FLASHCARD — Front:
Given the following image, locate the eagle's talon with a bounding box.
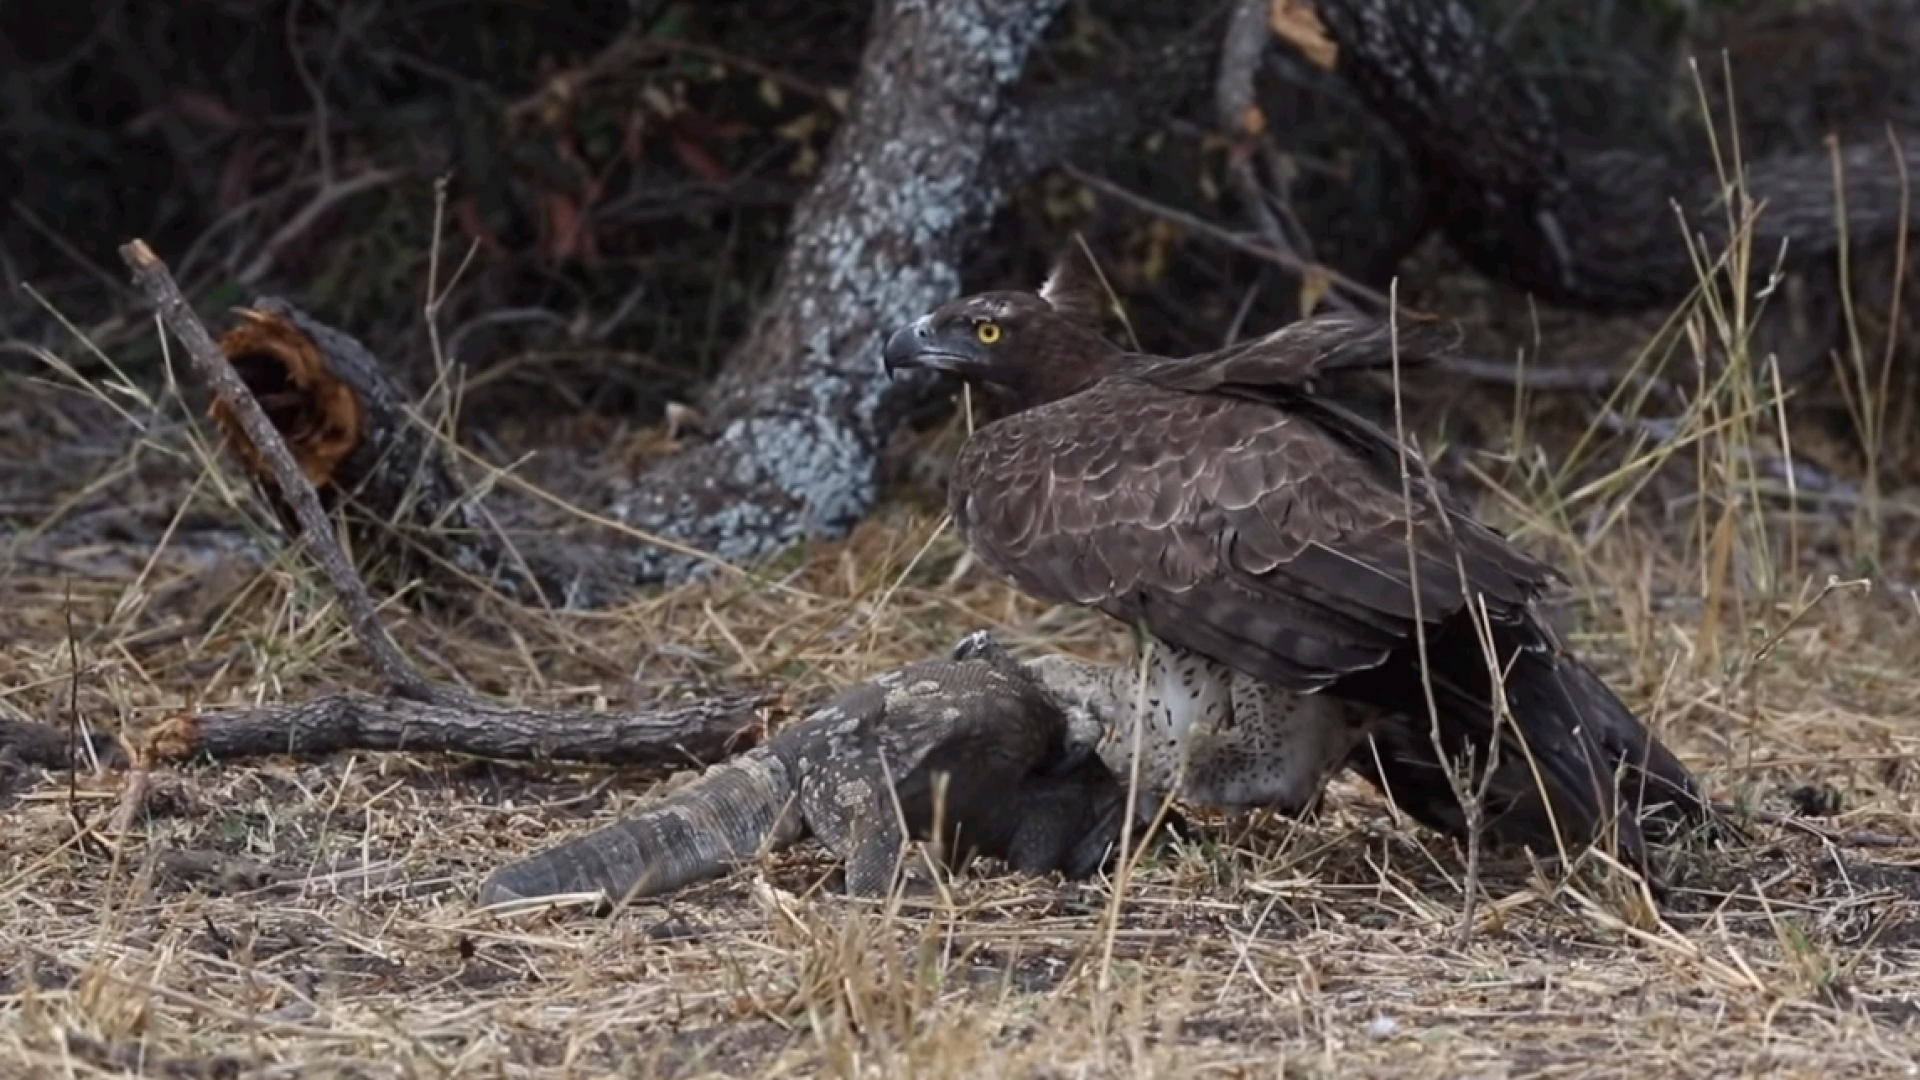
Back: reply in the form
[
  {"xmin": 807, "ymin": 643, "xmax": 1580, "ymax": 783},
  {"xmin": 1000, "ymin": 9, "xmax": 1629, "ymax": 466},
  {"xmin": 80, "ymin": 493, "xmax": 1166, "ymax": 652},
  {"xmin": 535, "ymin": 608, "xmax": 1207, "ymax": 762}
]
[{"xmin": 949, "ymin": 629, "xmax": 1005, "ymax": 663}]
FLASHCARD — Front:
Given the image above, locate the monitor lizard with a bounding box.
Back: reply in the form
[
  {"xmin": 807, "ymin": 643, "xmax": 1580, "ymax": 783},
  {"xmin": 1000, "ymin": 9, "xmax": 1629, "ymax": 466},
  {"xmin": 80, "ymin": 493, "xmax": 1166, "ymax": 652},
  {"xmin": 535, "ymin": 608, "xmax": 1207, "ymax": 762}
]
[{"xmin": 478, "ymin": 633, "xmax": 1161, "ymax": 909}]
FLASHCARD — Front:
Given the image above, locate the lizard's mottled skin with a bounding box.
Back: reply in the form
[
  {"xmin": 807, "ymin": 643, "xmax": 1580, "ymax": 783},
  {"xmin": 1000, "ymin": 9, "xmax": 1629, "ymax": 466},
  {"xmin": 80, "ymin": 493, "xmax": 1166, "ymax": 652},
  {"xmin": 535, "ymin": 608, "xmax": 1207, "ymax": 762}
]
[{"xmin": 478, "ymin": 643, "xmax": 1148, "ymax": 908}]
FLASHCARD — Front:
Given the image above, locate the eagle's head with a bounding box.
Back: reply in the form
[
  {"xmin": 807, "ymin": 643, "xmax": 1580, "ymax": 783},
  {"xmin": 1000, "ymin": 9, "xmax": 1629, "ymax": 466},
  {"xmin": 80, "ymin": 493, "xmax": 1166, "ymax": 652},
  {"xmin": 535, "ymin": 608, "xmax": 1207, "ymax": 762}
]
[{"xmin": 882, "ymin": 289, "xmax": 1124, "ymax": 409}]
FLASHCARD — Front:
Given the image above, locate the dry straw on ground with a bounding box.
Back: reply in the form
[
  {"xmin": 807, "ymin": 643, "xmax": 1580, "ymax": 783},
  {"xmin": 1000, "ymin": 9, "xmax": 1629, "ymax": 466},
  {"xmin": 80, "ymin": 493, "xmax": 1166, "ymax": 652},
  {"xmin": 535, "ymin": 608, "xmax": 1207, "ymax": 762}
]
[{"xmin": 9, "ymin": 160, "xmax": 1920, "ymax": 1080}]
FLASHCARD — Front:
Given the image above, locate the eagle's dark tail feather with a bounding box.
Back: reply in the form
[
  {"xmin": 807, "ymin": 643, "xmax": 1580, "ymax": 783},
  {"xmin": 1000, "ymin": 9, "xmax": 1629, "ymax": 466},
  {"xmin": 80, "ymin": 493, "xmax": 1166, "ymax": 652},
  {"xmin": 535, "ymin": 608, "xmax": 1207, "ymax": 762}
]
[{"xmin": 1348, "ymin": 619, "xmax": 1709, "ymax": 874}]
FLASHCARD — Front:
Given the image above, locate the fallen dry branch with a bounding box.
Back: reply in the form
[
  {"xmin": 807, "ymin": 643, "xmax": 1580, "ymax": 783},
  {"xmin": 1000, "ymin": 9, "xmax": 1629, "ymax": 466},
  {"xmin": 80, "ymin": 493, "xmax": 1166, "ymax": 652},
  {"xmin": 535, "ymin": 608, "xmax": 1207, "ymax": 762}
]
[{"xmin": 144, "ymin": 688, "xmax": 775, "ymax": 767}]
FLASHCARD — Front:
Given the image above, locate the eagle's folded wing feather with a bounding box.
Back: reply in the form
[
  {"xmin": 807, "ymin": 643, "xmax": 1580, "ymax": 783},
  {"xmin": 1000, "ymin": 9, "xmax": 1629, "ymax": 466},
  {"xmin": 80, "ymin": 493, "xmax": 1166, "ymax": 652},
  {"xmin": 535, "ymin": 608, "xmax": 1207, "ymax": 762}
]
[{"xmin": 953, "ymin": 380, "xmax": 1551, "ymax": 691}]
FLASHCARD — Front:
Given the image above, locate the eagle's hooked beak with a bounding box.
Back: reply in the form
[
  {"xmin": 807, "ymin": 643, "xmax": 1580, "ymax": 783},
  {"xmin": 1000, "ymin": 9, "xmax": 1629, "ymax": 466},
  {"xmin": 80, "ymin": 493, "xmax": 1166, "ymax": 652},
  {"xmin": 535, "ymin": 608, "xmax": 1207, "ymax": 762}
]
[{"xmin": 883, "ymin": 315, "xmax": 980, "ymax": 380}]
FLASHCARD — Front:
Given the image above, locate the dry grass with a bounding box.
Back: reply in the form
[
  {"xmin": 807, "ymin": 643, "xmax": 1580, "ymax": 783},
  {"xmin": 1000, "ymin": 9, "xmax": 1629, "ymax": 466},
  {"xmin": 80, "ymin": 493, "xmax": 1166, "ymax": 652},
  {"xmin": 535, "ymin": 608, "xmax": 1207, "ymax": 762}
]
[
  {"xmin": 10, "ymin": 172, "xmax": 1920, "ymax": 1080},
  {"xmin": 6, "ymin": 377, "xmax": 1920, "ymax": 1079}
]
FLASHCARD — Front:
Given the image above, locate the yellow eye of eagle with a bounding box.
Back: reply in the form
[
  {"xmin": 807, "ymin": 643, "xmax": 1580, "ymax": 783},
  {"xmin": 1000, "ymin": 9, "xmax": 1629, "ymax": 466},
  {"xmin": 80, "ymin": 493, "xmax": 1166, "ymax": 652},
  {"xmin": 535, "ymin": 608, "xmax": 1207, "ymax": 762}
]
[{"xmin": 975, "ymin": 320, "xmax": 1002, "ymax": 345}]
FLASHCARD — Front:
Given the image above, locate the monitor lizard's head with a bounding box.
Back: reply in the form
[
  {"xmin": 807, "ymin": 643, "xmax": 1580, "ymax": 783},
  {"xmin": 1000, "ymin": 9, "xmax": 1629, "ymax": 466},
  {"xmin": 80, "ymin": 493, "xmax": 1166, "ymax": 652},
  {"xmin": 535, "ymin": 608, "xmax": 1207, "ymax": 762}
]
[{"xmin": 1017, "ymin": 654, "xmax": 1126, "ymax": 760}]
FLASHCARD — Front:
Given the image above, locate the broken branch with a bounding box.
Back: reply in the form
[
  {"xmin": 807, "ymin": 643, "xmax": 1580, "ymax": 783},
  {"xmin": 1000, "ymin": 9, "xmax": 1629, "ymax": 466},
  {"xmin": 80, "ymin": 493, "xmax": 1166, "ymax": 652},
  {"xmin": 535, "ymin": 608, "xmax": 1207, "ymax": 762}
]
[
  {"xmin": 1060, "ymin": 163, "xmax": 1394, "ymax": 311},
  {"xmin": 1, "ymin": 718, "xmax": 126, "ymax": 771}
]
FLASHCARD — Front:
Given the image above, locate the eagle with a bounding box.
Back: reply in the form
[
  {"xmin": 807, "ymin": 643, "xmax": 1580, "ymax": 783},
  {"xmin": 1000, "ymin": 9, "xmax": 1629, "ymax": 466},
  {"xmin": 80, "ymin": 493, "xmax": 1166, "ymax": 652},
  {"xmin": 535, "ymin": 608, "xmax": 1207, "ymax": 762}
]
[{"xmin": 882, "ymin": 250, "xmax": 1708, "ymax": 870}]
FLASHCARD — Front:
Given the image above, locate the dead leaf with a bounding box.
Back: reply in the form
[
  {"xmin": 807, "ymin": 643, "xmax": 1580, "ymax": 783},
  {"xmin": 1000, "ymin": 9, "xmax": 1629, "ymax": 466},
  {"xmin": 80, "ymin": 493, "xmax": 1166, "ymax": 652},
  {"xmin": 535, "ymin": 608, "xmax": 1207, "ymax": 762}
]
[
  {"xmin": 541, "ymin": 191, "xmax": 602, "ymax": 266},
  {"xmin": 216, "ymin": 142, "xmax": 260, "ymax": 212},
  {"xmin": 454, "ymin": 195, "xmax": 507, "ymax": 258},
  {"xmin": 622, "ymin": 109, "xmax": 649, "ymax": 163},
  {"xmin": 641, "ymin": 85, "xmax": 678, "ymax": 118},
  {"xmin": 1139, "ymin": 219, "xmax": 1179, "ymax": 284},
  {"xmin": 790, "ymin": 143, "xmax": 820, "ymax": 179},
  {"xmin": 775, "ymin": 112, "xmax": 825, "ymax": 143},
  {"xmin": 1298, "ymin": 265, "xmax": 1332, "ymax": 317},
  {"xmin": 174, "ymin": 89, "xmax": 249, "ymax": 130},
  {"xmin": 671, "ymin": 132, "xmax": 731, "ymax": 184},
  {"xmin": 542, "ymin": 193, "xmax": 575, "ymax": 262},
  {"xmin": 1270, "ymin": 0, "xmax": 1337, "ymax": 69},
  {"xmin": 663, "ymin": 401, "xmax": 706, "ymax": 440}
]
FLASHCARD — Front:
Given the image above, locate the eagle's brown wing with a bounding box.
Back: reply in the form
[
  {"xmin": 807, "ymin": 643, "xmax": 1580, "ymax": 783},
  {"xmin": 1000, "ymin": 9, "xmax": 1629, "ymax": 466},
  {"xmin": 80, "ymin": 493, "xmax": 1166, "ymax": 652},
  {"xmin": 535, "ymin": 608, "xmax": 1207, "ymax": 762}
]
[
  {"xmin": 949, "ymin": 378, "xmax": 1552, "ymax": 692},
  {"xmin": 1134, "ymin": 311, "xmax": 1460, "ymax": 392}
]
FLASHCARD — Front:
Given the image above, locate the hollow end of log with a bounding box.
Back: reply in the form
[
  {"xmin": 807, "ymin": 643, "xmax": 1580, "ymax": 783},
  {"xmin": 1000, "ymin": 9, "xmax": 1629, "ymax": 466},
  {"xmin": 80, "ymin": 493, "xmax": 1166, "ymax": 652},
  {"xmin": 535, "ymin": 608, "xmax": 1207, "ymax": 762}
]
[
  {"xmin": 145, "ymin": 715, "xmax": 202, "ymax": 763},
  {"xmin": 211, "ymin": 308, "xmax": 365, "ymax": 499}
]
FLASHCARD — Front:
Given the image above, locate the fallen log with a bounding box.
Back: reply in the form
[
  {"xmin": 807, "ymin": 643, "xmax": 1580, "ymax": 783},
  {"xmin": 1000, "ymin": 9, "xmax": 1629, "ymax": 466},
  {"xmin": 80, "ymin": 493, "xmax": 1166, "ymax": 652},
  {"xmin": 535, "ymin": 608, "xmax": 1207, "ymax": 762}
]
[
  {"xmin": 207, "ymin": 299, "xmax": 606, "ymax": 608},
  {"xmin": 143, "ymin": 688, "xmax": 777, "ymax": 767},
  {"xmin": 203, "ymin": 298, "xmax": 639, "ymax": 609},
  {"xmin": 0, "ymin": 717, "xmax": 125, "ymax": 771}
]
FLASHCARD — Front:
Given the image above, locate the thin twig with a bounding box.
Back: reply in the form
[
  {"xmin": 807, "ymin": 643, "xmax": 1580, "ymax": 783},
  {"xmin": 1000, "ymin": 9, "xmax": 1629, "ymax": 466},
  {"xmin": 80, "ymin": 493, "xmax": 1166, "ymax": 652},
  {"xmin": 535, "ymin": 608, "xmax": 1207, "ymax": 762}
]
[
  {"xmin": 505, "ymin": 33, "xmax": 845, "ymax": 131},
  {"xmin": 62, "ymin": 578, "xmax": 99, "ymax": 854},
  {"xmin": 1389, "ymin": 282, "xmax": 1534, "ymax": 942},
  {"xmin": 285, "ymin": 0, "xmax": 334, "ymax": 184},
  {"xmin": 1221, "ymin": 273, "xmax": 1265, "ymax": 348},
  {"xmin": 118, "ymin": 239, "xmax": 444, "ymax": 703},
  {"xmin": 234, "ymin": 167, "xmax": 408, "ymax": 287},
  {"xmin": 642, "ymin": 38, "xmax": 846, "ymax": 111},
  {"xmin": 1431, "ymin": 355, "xmax": 1649, "ymax": 394},
  {"xmin": 10, "ymin": 198, "xmax": 138, "ymax": 302},
  {"xmin": 1059, "ymin": 164, "xmax": 1395, "ymax": 311},
  {"xmin": 1386, "ymin": 283, "xmax": 1474, "ymax": 941}
]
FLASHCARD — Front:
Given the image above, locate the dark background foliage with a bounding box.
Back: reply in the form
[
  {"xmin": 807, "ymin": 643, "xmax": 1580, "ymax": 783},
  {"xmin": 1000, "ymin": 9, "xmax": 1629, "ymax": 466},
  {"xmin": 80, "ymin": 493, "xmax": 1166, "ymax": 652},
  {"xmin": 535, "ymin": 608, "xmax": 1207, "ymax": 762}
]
[{"xmin": 4, "ymin": 0, "xmax": 1911, "ymax": 427}]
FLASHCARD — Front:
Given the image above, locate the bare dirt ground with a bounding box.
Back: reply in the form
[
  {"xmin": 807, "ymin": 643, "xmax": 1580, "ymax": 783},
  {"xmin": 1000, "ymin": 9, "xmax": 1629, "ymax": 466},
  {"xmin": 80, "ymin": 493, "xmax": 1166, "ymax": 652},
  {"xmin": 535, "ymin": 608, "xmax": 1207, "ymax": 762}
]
[{"xmin": 9, "ymin": 275, "xmax": 1920, "ymax": 1080}]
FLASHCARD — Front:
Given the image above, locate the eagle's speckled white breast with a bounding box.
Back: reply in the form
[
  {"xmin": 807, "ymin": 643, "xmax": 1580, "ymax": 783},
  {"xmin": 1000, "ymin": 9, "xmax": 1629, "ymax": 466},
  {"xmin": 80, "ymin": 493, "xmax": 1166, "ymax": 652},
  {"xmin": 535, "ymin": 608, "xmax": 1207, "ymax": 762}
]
[{"xmin": 1025, "ymin": 645, "xmax": 1374, "ymax": 813}]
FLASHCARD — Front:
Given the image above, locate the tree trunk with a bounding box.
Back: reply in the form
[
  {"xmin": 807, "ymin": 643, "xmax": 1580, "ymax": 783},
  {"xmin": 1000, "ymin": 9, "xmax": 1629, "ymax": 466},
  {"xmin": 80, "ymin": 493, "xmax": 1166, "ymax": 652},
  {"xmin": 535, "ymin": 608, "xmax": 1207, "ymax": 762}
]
[
  {"xmin": 603, "ymin": 0, "xmax": 1072, "ymax": 584},
  {"xmin": 1305, "ymin": 0, "xmax": 1920, "ymax": 322}
]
